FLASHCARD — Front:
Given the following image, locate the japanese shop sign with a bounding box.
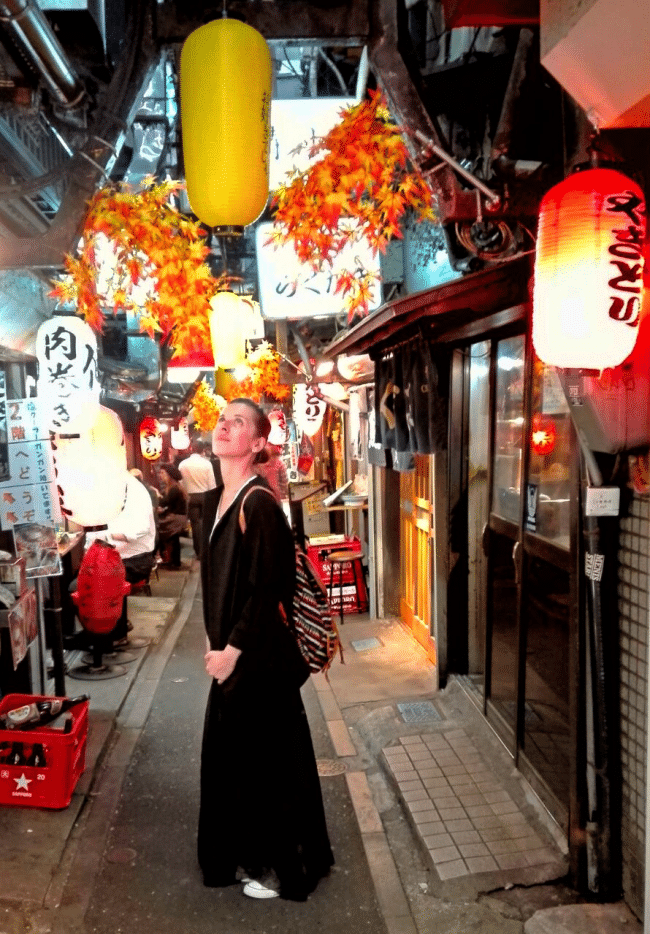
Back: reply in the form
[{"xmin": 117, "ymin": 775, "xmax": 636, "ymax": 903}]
[
  {"xmin": 255, "ymin": 221, "xmax": 381, "ymax": 320},
  {"xmin": 0, "ymin": 373, "xmax": 61, "ymax": 534}
]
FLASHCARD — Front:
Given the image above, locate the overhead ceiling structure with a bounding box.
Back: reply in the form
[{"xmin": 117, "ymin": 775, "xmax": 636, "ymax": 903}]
[{"xmin": 0, "ymin": 0, "xmax": 627, "ymax": 413}]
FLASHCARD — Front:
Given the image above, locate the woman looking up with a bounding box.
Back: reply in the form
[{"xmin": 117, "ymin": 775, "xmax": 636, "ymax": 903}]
[{"xmin": 198, "ymin": 398, "xmax": 334, "ymax": 901}]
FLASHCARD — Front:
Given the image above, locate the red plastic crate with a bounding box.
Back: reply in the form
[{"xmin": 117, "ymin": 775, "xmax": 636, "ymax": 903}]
[
  {"xmin": 307, "ymin": 537, "xmax": 361, "ymax": 587},
  {"xmin": 0, "ymin": 694, "xmax": 88, "ymax": 809}
]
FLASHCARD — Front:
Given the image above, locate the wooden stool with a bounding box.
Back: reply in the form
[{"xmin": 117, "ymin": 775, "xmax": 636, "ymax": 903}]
[{"xmin": 327, "ymin": 550, "xmax": 368, "ymax": 626}]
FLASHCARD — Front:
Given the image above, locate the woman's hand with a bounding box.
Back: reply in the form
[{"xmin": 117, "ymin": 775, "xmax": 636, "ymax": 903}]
[{"xmin": 205, "ymin": 644, "xmax": 242, "ymax": 683}]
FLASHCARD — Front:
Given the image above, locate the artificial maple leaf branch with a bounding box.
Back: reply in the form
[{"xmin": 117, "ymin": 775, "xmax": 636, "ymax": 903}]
[
  {"xmin": 270, "ymin": 89, "xmax": 436, "ymax": 321},
  {"xmin": 49, "ymin": 177, "xmax": 229, "ymax": 359}
]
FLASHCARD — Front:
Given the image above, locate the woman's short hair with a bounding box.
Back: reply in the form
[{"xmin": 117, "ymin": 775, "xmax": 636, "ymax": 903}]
[{"xmin": 230, "ymin": 398, "xmax": 271, "ymax": 442}]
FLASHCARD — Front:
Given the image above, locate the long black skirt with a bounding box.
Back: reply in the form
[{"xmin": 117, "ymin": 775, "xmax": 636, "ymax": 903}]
[{"xmin": 197, "ymin": 677, "xmax": 334, "ymax": 901}]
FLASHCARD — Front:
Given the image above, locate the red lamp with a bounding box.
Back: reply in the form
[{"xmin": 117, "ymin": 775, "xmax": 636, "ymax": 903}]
[
  {"xmin": 140, "ymin": 416, "xmax": 163, "ymax": 461},
  {"xmin": 531, "ymin": 414, "xmax": 556, "ymax": 456},
  {"xmin": 533, "ymin": 167, "xmax": 646, "ymax": 370}
]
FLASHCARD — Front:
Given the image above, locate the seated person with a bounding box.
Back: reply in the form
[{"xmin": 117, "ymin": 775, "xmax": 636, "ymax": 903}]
[{"xmin": 157, "ymin": 463, "xmax": 188, "ymax": 569}]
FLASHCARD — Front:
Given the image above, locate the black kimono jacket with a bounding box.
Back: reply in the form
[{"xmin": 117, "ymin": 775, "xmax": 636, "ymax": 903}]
[
  {"xmin": 197, "ymin": 477, "xmax": 333, "ymax": 898},
  {"xmin": 200, "ymin": 477, "xmax": 308, "ymax": 692}
]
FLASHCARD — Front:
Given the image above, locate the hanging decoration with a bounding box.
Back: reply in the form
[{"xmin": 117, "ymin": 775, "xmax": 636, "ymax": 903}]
[
  {"xmin": 171, "ymin": 417, "xmax": 190, "ymax": 451},
  {"xmin": 268, "ymin": 408, "xmax": 288, "ymax": 446},
  {"xmin": 140, "ymin": 416, "xmax": 163, "ymax": 461},
  {"xmin": 190, "ymin": 381, "xmax": 228, "ymax": 433},
  {"xmin": 180, "ymin": 18, "xmax": 271, "ymax": 232},
  {"xmin": 209, "ymin": 292, "xmax": 254, "ymax": 369},
  {"xmin": 533, "ymin": 166, "xmax": 647, "ymax": 370},
  {"xmin": 235, "ymin": 341, "xmax": 291, "ymax": 404},
  {"xmin": 51, "ymin": 406, "xmax": 128, "ymax": 528},
  {"xmin": 36, "ymin": 316, "xmax": 100, "ymax": 434},
  {"xmin": 294, "ymin": 382, "xmax": 326, "ymax": 437},
  {"xmin": 269, "ymin": 89, "xmax": 435, "ymax": 320},
  {"xmin": 531, "ymin": 414, "xmax": 557, "ymax": 456},
  {"xmin": 48, "ymin": 178, "xmax": 231, "ymax": 359}
]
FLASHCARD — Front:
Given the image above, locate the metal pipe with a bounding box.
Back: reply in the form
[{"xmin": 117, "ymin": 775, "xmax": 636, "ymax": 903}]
[
  {"xmin": 414, "ymin": 129, "xmax": 500, "ymax": 206},
  {"xmin": 0, "ymin": 0, "xmax": 84, "ymax": 107}
]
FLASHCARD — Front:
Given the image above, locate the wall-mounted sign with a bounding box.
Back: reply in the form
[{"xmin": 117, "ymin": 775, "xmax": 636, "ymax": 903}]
[{"xmin": 256, "ymin": 221, "xmax": 381, "ymax": 320}]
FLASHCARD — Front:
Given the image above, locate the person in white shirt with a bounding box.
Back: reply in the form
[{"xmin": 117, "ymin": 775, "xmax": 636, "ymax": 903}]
[
  {"xmin": 85, "ymin": 471, "xmax": 157, "ymax": 645},
  {"xmin": 179, "ymin": 440, "xmax": 217, "ymax": 557}
]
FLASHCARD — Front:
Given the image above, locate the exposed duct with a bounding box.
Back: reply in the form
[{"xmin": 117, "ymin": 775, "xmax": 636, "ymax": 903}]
[{"xmin": 0, "ymin": 0, "xmax": 84, "ymax": 107}]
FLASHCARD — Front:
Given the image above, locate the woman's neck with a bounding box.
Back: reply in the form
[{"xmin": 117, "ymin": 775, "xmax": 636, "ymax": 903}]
[{"xmin": 219, "ymin": 458, "xmax": 257, "ymax": 495}]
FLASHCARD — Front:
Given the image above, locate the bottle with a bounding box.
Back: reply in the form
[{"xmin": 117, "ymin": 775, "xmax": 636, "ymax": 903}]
[
  {"xmin": 26, "ymin": 743, "xmax": 47, "ymax": 767},
  {"xmin": 8, "ymin": 741, "xmax": 26, "ymax": 765},
  {"xmin": 0, "ymin": 695, "xmax": 88, "ymax": 731}
]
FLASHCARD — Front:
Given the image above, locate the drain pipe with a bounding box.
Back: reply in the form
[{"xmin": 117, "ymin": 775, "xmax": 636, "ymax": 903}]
[{"xmin": 0, "ymin": 0, "xmax": 84, "ymax": 107}]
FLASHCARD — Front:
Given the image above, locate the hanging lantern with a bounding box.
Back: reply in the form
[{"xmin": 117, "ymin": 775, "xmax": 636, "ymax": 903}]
[
  {"xmin": 533, "ymin": 167, "xmax": 646, "ymax": 370},
  {"xmin": 294, "ymin": 383, "xmax": 326, "ymax": 437},
  {"xmin": 52, "ymin": 406, "xmax": 128, "ymax": 528},
  {"xmin": 209, "ymin": 292, "xmax": 251, "ymax": 368},
  {"xmin": 180, "ymin": 18, "xmax": 272, "ymax": 233},
  {"xmin": 36, "ymin": 316, "xmax": 100, "ymax": 433},
  {"xmin": 531, "ymin": 414, "xmax": 557, "ymax": 456},
  {"xmin": 268, "ymin": 409, "xmax": 288, "ymax": 446},
  {"xmin": 140, "ymin": 416, "xmax": 163, "ymax": 461},
  {"xmin": 171, "ymin": 417, "xmax": 190, "ymax": 451}
]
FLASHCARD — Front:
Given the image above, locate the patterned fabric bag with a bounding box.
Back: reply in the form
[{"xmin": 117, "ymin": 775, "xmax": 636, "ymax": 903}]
[{"xmin": 239, "ymin": 486, "xmax": 344, "ymax": 674}]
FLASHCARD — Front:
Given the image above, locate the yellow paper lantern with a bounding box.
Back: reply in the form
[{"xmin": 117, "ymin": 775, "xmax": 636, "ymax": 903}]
[
  {"xmin": 209, "ymin": 292, "xmax": 252, "ymax": 368},
  {"xmin": 180, "ymin": 18, "xmax": 272, "ymax": 232},
  {"xmin": 533, "ymin": 167, "xmax": 646, "ymax": 370}
]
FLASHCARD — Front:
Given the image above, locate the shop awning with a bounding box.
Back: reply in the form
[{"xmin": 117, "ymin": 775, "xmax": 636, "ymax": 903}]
[{"xmin": 325, "ymin": 252, "xmax": 533, "ymax": 358}]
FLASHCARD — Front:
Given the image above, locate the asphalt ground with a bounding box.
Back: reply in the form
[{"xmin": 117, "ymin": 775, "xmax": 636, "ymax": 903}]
[{"xmin": 63, "ymin": 587, "xmax": 387, "ymax": 934}]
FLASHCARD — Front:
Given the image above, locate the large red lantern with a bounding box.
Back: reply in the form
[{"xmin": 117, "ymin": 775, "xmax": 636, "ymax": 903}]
[
  {"xmin": 533, "ymin": 167, "xmax": 646, "ymax": 370},
  {"xmin": 140, "ymin": 416, "xmax": 163, "ymax": 461}
]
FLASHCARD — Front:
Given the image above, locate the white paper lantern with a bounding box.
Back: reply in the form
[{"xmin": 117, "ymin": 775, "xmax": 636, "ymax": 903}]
[
  {"xmin": 171, "ymin": 417, "xmax": 190, "ymax": 450},
  {"xmin": 52, "ymin": 406, "xmax": 128, "ymax": 528},
  {"xmin": 293, "ymin": 383, "xmax": 326, "ymax": 437},
  {"xmin": 36, "ymin": 316, "xmax": 101, "ymax": 433}
]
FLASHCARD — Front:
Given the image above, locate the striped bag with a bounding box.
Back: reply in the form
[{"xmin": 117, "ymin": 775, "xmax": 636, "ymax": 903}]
[{"xmin": 239, "ymin": 486, "xmax": 344, "ymax": 674}]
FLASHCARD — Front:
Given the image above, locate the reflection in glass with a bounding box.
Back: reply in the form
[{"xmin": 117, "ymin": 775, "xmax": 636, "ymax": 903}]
[
  {"xmin": 467, "ymin": 342, "xmax": 490, "ymax": 681},
  {"xmin": 527, "ymin": 362, "xmax": 571, "ymax": 550},
  {"xmin": 492, "ymin": 337, "xmax": 525, "ymax": 524}
]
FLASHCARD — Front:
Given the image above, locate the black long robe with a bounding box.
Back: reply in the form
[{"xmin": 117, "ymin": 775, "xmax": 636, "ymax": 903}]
[{"xmin": 198, "ymin": 477, "xmax": 334, "ymax": 900}]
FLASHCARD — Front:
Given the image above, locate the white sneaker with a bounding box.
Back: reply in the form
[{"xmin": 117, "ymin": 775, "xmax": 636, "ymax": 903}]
[{"xmin": 242, "ymin": 880, "xmax": 279, "ymax": 899}]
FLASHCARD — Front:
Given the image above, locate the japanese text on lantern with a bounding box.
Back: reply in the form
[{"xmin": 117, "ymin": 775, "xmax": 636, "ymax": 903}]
[
  {"xmin": 38, "ymin": 321, "xmax": 98, "ymax": 431},
  {"xmin": 607, "ymin": 190, "xmax": 645, "ymax": 328}
]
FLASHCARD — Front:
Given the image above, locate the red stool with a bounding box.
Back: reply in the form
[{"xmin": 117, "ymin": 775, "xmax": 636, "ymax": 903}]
[{"xmin": 327, "ymin": 550, "xmax": 368, "ymax": 626}]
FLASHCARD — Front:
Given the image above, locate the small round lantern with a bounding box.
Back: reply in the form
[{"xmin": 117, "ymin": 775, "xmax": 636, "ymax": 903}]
[
  {"xmin": 531, "ymin": 414, "xmax": 557, "ymax": 456},
  {"xmin": 180, "ymin": 18, "xmax": 272, "ymax": 232},
  {"xmin": 36, "ymin": 316, "xmax": 100, "ymax": 433},
  {"xmin": 171, "ymin": 417, "xmax": 190, "ymax": 451},
  {"xmin": 533, "ymin": 167, "xmax": 646, "ymax": 370},
  {"xmin": 140, "ymin": 416, "xmax": 163, "ymax": 461}
]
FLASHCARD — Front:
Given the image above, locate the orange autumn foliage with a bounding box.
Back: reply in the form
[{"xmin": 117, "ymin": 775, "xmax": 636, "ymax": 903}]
[
  {"xmin": 190, "ymin": 343, "xmax": 290, "ymax": 432},
  {"xmin": 49, "ymin": 176, "xmax": 225, "ymax": 358},
  {"xmin": 269, "ymin": 90, "xmax": 435, "ymax": 321}
]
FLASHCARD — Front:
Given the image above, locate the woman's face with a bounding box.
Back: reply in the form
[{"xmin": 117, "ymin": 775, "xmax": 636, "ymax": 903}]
[{"xmin": 212, "ymin": 402, "xmax": 265, "ymax": 461}]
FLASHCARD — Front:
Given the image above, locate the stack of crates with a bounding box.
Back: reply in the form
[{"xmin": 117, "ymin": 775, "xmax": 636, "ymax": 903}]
[{"xmin": 306, "ymin": 534, "xmax": 367, "ymax": 615}]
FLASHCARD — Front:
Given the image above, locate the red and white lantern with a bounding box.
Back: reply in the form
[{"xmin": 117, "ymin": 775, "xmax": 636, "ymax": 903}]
[
  {"xmin": 140, "ymin": 416, "xmax": 163, "ymax": 461},
  {"xmin": 533, "ymin": 167, "xmax": 646, "ymax": 370},
  {"xmin": 293, "ymin": 383, "xmax": 326, "ymax": 438}
]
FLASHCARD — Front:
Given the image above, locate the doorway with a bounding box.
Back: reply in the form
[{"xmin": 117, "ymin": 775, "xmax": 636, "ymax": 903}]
[{"xmin": 459, "ymin": 333, "xmax": 577, "ymax": 830}]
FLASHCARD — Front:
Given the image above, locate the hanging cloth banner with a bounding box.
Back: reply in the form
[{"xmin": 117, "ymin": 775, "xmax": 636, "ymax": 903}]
[{"xmin": 373, "ymin": 341, "xmax": 449, "ymax": 470}]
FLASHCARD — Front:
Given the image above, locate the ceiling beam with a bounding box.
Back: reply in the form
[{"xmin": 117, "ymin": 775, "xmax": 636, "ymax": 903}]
[{"xmin": 157, "ymin": 1, "xmax": 370, "ymax": 44}]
